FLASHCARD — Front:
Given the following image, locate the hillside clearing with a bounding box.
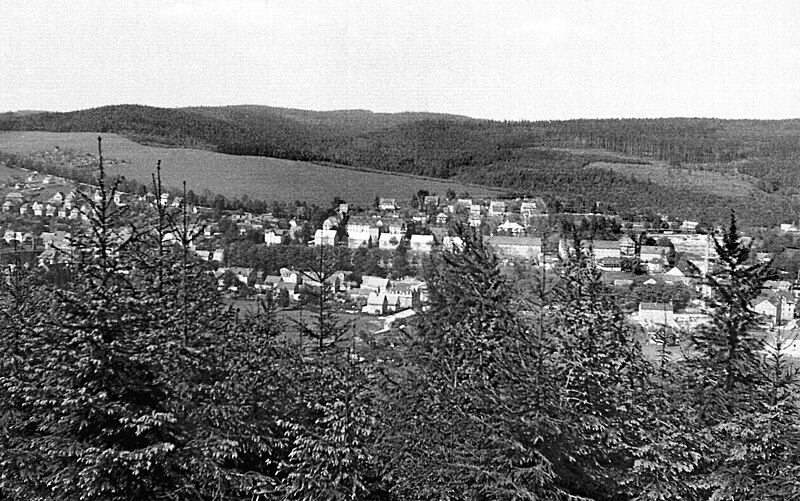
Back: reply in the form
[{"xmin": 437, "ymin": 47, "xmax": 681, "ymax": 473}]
[
  {"xmin": 589, "ymin": 160, "xmax": 760, "ymax": 198},
  {"xmin": 0, "ymin": 132, "xmax": 503, "ymax": 206}
]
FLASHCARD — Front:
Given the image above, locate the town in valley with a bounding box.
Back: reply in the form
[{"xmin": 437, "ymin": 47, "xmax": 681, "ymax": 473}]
[{"xmin": 2, "ymin": 145, "xmax": 798, "ymax": 357}]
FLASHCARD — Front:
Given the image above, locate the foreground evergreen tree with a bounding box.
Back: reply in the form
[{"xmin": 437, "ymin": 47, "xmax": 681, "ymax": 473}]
[
  {"xmin": 376, "ymin": 228, "xmax": 658, "ymax": 500},
  {"xmin": 279, "ymin": 349, "xmax": 377, "ymax": 501},
  {"xmin": 547, "ymin": 251, "xmax": 654, "ymax": 499},
  {"xmin": 0, "ymin": 139, "xmax": 287, "ymax": 499},
  {"xmin": 295, "ymin": 245, "xmax": 352, "ymax": 351},
  {"xmin": 0, "ymin": 141, "xmax": 185, "ymax": 499},
  {"xmin": 691, "ymin": 211, "xmax": 772, "ymax": 394},
  {"xmin": 633, "ymin": 211, "xmax": 800, "ymax": 500},
  {"xmin": 687, "ymin": 213, "xmax": 800, "ymax": 499}
]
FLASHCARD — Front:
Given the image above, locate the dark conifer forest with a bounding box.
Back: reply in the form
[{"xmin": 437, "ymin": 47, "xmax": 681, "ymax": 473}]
[
  {"xmin": 2, "ymin": 139, "xmax": 800, "ymax": 499},
  {"xmin": 4, "ymin": 105, "xmax": 800, "ymax": 226}
]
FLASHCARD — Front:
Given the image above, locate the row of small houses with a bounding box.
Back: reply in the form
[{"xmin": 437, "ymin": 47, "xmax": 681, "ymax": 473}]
[
  {"xmin": 3, "ymin": 189, "xmax": 194, "ymax": 218},
  {"xmin": 214, "ymin": 266, "xmax": 427, "ymax": 316},
  {"xmin": 374, "ymin": 196, "xmax": 546, "ymax": 217}
]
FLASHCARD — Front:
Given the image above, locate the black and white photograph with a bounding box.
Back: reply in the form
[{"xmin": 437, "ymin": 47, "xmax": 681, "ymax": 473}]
[{"xmin": 2, "ymin": 1, "xmax": 800, "ymax": 499}]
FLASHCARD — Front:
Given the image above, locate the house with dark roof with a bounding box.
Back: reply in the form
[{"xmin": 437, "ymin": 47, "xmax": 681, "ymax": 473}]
[
  {"xmin": 484, "ymin": 236, "xmax": 542, "ymax": 262},
  {"xmin": 754, "ymin": 291, "xmax": 796, "ymax": 325}
]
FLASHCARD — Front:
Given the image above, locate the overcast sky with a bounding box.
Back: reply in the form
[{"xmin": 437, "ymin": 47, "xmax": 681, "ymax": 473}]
[{"xmin": 2, "ymin": 0, "xmax": 798, "ymax": 120}]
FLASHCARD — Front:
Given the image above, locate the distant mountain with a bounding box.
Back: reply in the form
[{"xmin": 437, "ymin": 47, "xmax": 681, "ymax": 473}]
[
  {"xmin": 0, "ymin": 105, "xmax": 245, "ymax": 149},
  {"xmin": 182, "ymin": 104, "xmax": 474, "ymax": 135},
  {"xmin": 3, "ymin": 104, "xmax": 800, "ymax": 226},
  {"xmin": 0, "ymin": 110, "xmax": 47, "ymax": 117}
]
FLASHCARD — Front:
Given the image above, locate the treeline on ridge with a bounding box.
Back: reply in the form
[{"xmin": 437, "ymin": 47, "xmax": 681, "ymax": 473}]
[{"xmin": 5, "ymin": 106, "xmax": 800, "ymax": 225}]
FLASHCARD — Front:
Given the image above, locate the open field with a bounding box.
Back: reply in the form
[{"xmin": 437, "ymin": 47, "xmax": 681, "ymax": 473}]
[
  {"xmin": 0, "ymin": 132, "xmax": 503, "ymax": 206},
  {"xmin": 589, "ymin": 160, "xmax": 760, "ymax": 198}
]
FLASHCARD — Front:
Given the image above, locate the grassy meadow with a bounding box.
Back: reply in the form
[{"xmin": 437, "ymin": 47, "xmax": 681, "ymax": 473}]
[{"xmin": 0, "ymin": 132, "xmax": 503, "ymax": 206}]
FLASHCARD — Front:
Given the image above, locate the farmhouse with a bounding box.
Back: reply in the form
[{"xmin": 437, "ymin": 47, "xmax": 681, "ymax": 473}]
[
  {"xmin": 362, "ymin": 292, "xmax": 390, "ymax": 315},
  {"xmin": 484, "ymin": 236, "xmax": 542, "ymax": 262},
  {"xmin": 313, "ymin": 229, "xmax": 337, "ymax": 246},
  {"xmin": 5, "ymin": 192, "xmax": 24, "ymax": 204},
  {"xmin": 640, "ymin": 245, "xmax": 670, "ymax": 272},
  {"xmin": 488, "ymin": 200, "xmax": 507, "ymax": 216},
  {"xmin": 754, "ymin": 291, "xmax": 796, "ymax": 325},
  {"xmin": 379, "ymin": 198, "xmax": 397, "ymax": 211},
  {"xmin": 423, "ymin": 195, "xmax": 440, "ymax": 207},
  {"xmin": 409, "ymin": 234, "xmax": 435, "ymax": 253},
  {"xmin": 619, "ymin": 235, "xmax": 636, "ymax": 257},
  {"xmin": 263, "ymin": 228, "xmax": 285, "ymax": 246},
  {"xmin": 638, "ymin": 302, "xmax": 676, "ymax": 326},
  {"xmin": 497, "ymin": 220, "xmax": 525, "ymax": 236},
  {"xmin": 385, "ymin": 220, "xmax": 406, "ymax": 235},
  {"xmin": 346, "ymin": 216, "xmax": 381, "ymax": 248},
  {"xmin": 519, "ymin": 198, "xmax": 546, "ymax": 216},
  {"xmin": 379, "ymin": 232, "xmax": 401, "ymax": 250},
  {"xmin": 681, "ymin": 221, "xmax": 699, "ymax": 232},
  {"xmin": 362, "ymin": 275, "xmax": 390, "ymax": 293},
  {"xmin": 591, "ymin": 240, "xmax": 621, "ymax": 260}
]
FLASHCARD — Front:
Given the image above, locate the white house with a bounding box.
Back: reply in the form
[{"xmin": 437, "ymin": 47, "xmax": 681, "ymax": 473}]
[
  {"xmin": 263, "ymin": 228, "xmax": 284, "ymax": 246},
  {"xmin": 362, "ymin": 275, "xmax": 390, "ymax": 293},
  {"xmin": 362, "ymin": 292, "xmax": 389, "ymax": 315},
  {"xmin": 379, "ymin": 232, "xmax": 401, "ymax": 250},
  {"xmin": 754, "ymin": 291, "xmax": 796, "ymax": 325},
  {"xmin": 488, "ymin": 200, "xmax": 507, "ymax": 216},
  {"xmin": 379, "ymin": 198, "xmax": 397, "ymax": 211},
  {"xmin": 409, "ymin": 234, "xmax": 435, "ymax": 253},
  {"xmin": 497, "ymin": 220, "xmax": 525, "ymax": 236},
  {"xmin": 638, "ymin": 302, "xmax": 676, "ymax": 326},
  {"xmin": 313, "ymin": 229, "xmax": 337, "ymax": 246}
]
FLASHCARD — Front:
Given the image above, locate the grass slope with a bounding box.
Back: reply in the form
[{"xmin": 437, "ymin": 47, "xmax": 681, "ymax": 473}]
[
  {"xmin": 589, "ymin": 160, "xmax": 759, "ymax": 199},
  {"xmin": 0, "ymin": 132, "xmax": 502, "ymax": 206}
]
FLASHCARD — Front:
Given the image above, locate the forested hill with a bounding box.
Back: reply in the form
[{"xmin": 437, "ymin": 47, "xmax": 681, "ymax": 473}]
[{"xmin": 3, "ymin": 105, "xmax": 800, "ymax": 226}]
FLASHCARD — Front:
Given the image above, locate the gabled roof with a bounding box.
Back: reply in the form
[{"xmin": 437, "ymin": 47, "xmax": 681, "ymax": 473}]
[
  {"xmin": 362, "ymin": 275, "xmax": 390, "ymax": 290},
  {"xmin": 639, "ymin": 302, "xmax": 673, "ymax": 312},
  {"xmin": 485, "ymin": 236, "xmax": 542, "ymax": 247},
  {"xmin": 366, "ymin": 292, "xmax": 388, "ymax": 306},
  {"xmin": 410, "ymin": 234, "xmax": 434, "ymax": 243},
  {"xmin": 640, "ymin": 245, "xmax": 669, "ymax": 254},
  {"xmin": 498, "ymin": 221, "xmax": 525, "ymax": 231},
  {"xmin": 592, "ymin": 240, "xmax": 620, "ymax": 249},
  {"xmin": 664, "ymin": 266, "xmax": 686, "ymax": 277}
]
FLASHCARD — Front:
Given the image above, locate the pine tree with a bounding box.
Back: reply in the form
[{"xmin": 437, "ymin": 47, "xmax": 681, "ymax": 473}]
[
  {"xmin": 278, "ymin": 350, "xmax": 376, "ymax": 501},
  {"xmin": 0, "ymin": 138, "xmax": 289, "ymax": 499},
  {"xmin": 376, "ymin": 225, "xmax": 565, "ymax": 500},
  {"xmin": 547, "ymin": 248, "xmax": 654, "ymax": 499},
  {"xmin": 0, "ymin": 138, "xmax": 185, "ymax": 499},
  {"xmin": 295, "ymin": 245, "xmax": 352, "ymax": 351},
  {"xmin": 691, "ymin": 210, "xmax": 772, "ymax": 395}
]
